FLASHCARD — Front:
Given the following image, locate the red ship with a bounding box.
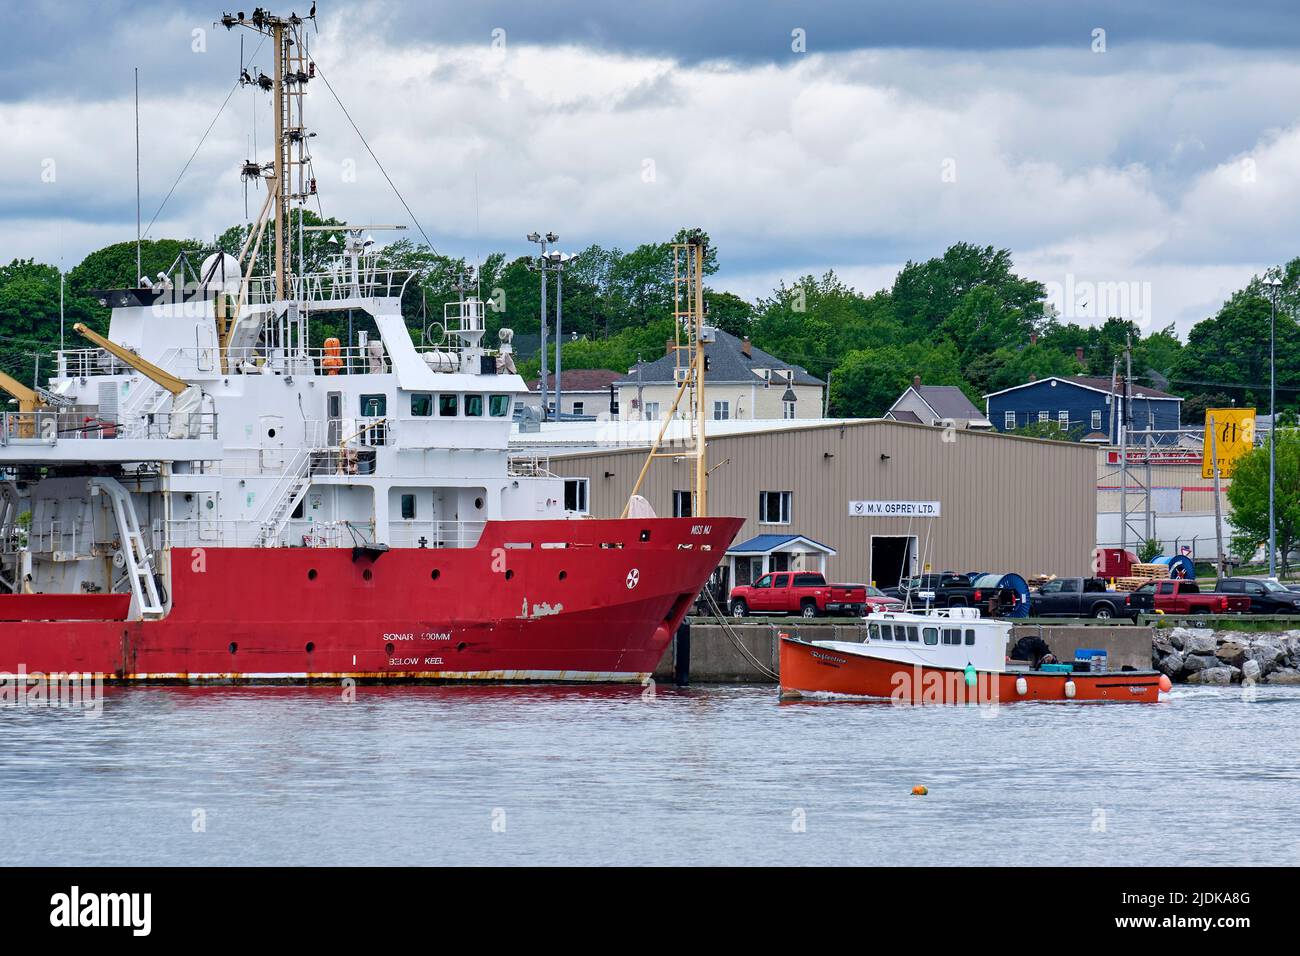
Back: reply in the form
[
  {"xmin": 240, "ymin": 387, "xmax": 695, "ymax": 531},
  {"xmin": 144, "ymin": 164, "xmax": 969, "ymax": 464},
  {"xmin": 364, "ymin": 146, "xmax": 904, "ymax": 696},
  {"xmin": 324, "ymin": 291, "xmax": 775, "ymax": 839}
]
[{"xmin": 0, "ymin": 7, "xmax": 738, "ymax": 683}]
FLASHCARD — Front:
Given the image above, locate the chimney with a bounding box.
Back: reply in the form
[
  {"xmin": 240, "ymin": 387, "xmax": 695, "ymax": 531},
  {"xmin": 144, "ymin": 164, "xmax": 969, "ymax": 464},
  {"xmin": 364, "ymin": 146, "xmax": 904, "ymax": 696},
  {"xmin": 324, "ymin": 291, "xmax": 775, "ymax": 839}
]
[
  {"xmin": 1030, "ymin": 332, "xmax": 1039, "ymax": 345},
  {"xmin": 665, "ymin": 337, "xmax": 674, "ymax": 356},
  {"xmin": 1075, "ymin": 346, "xmax": 1085, "ymax": 364},
  {"xmin": 742, "ymin": 336, "xmax": 752, "ymax": 357},
  {"xmin": 912, "ymin": 375, "xmax": 921, "ymax": 389}
]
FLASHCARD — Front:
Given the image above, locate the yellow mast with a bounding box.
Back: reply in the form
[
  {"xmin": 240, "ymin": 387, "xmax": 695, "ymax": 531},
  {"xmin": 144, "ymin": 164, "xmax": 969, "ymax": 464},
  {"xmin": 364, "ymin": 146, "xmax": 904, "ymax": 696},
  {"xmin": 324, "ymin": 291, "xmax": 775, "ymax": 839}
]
[{"xmin": 623, "ymin": 233, "xmax": 709, "ymax": 518}]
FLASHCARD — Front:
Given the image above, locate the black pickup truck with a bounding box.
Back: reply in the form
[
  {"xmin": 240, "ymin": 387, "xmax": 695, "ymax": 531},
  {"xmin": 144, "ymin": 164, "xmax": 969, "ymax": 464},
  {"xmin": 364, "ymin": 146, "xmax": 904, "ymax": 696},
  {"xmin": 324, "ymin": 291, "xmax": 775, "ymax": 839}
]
[
  {"xmin": 882, "ymin": 573, "xmax": 1015, "ymax": 616},
  {"xmin": 1214, "ymin": 577, "xmax": 1300, "ymax": 614},
  {"xmin": 1028, "ymin": 577, "xmax": 1136, "ymax": 620}
]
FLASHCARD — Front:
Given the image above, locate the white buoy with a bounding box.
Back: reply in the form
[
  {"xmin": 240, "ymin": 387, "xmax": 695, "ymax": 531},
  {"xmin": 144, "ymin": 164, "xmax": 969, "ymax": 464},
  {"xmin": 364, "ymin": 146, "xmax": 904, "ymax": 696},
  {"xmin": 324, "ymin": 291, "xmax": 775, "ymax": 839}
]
[
  {"xmin": 1015, "ymin": 677, "xmax": 1027, "ymax": 696},
  {"xmin": 1064, "ymin": 679, "xmax": 1076, "ymax": 699}
]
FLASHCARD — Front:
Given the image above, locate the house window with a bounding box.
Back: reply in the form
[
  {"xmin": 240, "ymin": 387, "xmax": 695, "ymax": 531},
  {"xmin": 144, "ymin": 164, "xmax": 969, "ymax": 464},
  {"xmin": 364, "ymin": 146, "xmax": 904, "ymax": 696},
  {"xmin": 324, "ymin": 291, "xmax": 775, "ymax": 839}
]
[
  {"xmin": 1037, "ymin": 410, "xmax": 1049, "ymax": 423},
  {"xmin": 1091, "ymin": 409, "xmax": 1102, "ymax": 430},
  {"xmin": 488, "ymin": 395, "xmax": 511, "ymax": 417},
  {"xmin": 439, "ymin": 394, "xmax": 459, "ymax": 417},
  {"xmin": 410, "ymin": 393, "xmax": 433, "ymax": 417},
  {"xmin": 1058, "ymin": 410, "xmax": 1069, "ymax": 428},
  {"xmin": 360, "ymin": 394, "xmax": 386, "ymax": 417},
  {"xmin": 644, "ymin": 402, "xmax": 660, "ymax": 420},
  {"xmin": 400, "ymin": 494, "xmax": 416, "ymax": 520},
  {"xmin": 672, "ymin": 490, "xmax": 692, "ymax": 518},
  {"xmin": 465, "ymin": 394, "xmax": 484, "ymax": 417},
  {"xmin": 784, "ymin": 401, "xmax": 796, "ymax": 419},
  {"xmin": 713, "ymin": 400, "xmax": 730, "ymax": 420},
  {"xmin": 759, "ymin": 490, "xmax": 792, "ymax": 524},
  {"xmin": 563, "ymin": 479, "xmax": 589, "ymax": 514},
  {"xmin": 1004, "ymin": 411, "xmax": 1016, "ymax": 430},
  {"xmin": 572, "ymin": 401, "xmax": 584, "ymax": 416}
]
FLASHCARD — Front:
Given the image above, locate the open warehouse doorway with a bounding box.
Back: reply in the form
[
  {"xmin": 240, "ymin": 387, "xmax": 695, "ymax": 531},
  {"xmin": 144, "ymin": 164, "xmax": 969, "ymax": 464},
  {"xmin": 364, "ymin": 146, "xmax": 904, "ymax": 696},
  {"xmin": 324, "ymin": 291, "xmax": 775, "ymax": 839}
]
[{"xmin": 870, "ymin": 535, "xmax": 917, "ymax": 589}]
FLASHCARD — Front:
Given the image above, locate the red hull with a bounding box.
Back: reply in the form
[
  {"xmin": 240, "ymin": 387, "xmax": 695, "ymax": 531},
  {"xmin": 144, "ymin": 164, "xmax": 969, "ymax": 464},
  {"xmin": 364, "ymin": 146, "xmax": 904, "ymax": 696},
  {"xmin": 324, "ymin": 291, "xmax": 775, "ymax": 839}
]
[
  {"xmin": 0, "ymin": 517, "xmax": 742, "ymax": 683},
  {"xmin": 779, "ymin": 638, "xmax": 1163, "ymax": 703}
]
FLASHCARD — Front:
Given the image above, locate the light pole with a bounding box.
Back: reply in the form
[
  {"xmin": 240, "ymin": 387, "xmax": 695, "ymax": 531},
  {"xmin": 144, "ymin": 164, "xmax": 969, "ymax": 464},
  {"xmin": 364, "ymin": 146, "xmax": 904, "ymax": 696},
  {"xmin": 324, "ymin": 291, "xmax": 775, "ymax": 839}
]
[
  {"xmin": 545, "ymin": 250, "xmax": 571, "ymax": 419},
  {"xmin": 526, "ymin": 232, "xmax": 557, "ymax": 419},
  {"xmin": 1266, "ymin": 276, "xmax": 1281, "ymax": 577}
]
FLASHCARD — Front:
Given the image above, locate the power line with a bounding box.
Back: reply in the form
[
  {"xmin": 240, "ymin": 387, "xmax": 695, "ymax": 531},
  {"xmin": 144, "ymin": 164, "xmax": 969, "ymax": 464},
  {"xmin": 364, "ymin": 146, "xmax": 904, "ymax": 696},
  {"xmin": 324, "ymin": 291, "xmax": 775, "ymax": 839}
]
[{"xmin": 311, "ymin": 61, "xmax": 438, "ymax": 256}]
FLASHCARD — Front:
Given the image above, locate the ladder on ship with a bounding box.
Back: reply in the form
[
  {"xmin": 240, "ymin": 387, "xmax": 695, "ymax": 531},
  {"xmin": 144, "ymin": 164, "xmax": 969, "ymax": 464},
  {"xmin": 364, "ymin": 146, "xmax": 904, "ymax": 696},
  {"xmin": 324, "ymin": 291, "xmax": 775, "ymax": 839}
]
[
  {"xmin": 89, "ymin": 477, "xmax": 164, "ymax": 619},
  {"xmin": 255, "ymin": 446, "xmax": 316, "ymax": 547}
]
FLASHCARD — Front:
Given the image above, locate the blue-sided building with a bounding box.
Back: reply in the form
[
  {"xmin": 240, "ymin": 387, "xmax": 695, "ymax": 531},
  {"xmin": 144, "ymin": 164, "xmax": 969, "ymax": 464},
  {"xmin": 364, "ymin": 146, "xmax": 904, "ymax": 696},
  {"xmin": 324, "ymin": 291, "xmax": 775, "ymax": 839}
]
[{"xmin": 984, "ymin": 375, "xmax": 1183, "ymax": 444}]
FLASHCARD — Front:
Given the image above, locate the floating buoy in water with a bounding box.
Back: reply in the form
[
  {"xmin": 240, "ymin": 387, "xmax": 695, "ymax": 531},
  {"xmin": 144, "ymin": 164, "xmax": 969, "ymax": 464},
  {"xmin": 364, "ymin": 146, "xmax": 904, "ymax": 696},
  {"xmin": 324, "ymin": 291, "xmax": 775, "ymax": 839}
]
[
  {"xmin": 964, "ymin": 664, "xmax": 977, "ymax": 688},
  {"xmin": 911, "ymin": 785, "xmax": 928, "ymax": 796},
  {"xmin": 1015, "ymin": 677, "xmax": 1028, "ymax": 696},
  {"xmin": 1064, "ymin": 679, "xmax": 1077, "ymax": 699},
  {"xmin": 1158, "ymin": 674, "xmax": 1172, "ymax": 693}
]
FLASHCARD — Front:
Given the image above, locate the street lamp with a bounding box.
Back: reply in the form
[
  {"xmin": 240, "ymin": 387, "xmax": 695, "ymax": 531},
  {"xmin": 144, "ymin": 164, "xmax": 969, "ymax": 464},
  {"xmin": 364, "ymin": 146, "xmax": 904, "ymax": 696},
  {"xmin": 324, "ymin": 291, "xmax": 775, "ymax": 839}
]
[
  {"xmin": 525, "ymin": 232, "xmax": 557, "ymax": 419},
  {"xmin": 1265, "ymin": 276, "xmax": 1282, "ymax": 577},
  {"xmin": 545, "ymin": 250, "xmax": 572, "ymax": 419}
]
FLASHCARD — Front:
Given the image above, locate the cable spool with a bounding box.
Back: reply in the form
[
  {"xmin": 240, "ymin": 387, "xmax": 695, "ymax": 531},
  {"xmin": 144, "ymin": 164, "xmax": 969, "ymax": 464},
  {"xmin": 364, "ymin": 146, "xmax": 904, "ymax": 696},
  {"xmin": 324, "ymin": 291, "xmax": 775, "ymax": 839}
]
[{"xmin": 112, "ymin": 550, "xmax": 127, "ymax": 569}]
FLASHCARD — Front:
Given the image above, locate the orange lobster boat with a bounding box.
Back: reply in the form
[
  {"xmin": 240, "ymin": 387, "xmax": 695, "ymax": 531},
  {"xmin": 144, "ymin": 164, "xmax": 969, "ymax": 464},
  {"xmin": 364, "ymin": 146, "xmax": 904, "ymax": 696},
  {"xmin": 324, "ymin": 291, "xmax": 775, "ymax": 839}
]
[{"xmin": 778, "ymin": 608, "xmax": 1168, "ymax": 704}]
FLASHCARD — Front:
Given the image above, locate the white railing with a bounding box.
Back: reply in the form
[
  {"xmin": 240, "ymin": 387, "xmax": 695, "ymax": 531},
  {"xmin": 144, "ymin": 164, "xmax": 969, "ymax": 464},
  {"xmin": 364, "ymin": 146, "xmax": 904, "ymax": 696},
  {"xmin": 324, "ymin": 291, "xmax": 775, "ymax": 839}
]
[
  {"xmin": 155, "ymin": 518, "xmax": 484, "ymax": 550},
  {"xmin": 508, "ymin": 455, "xmax": 556, "ymax": 478},
  {"xmin": 387, "ymin": 521, "xmax": 487, "ymax": 549},
  {"xmin": 244, "ymin": 266, "xmax": 414, "ymax": 306}
]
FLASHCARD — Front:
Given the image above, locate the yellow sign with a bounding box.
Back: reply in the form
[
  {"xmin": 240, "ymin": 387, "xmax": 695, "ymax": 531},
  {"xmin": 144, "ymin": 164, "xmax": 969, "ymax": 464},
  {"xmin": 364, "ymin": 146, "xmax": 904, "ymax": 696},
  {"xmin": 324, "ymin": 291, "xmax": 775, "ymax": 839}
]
[{"xmin": 1202, "ymin": 408, "xmax": 1256, "ymax": 478}]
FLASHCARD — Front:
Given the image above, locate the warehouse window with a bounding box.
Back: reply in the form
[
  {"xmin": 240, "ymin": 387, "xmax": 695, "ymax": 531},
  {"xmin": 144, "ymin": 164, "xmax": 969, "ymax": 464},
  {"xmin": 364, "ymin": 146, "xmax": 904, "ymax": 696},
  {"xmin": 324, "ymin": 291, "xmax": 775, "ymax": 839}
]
[
  {"xmin": 1091, "ymin": 409, "xmax": 1102, "ymax": 430},
  {"xmin": 672, "ymin": 490, "xmax": 692, "ymax": 518},
  {"xmin": 1004, "ymin": 411, "xmax": 1015, "ymax": 430},
  {"xmin": 563, "ymin": 479, "xmax": 589, "ymax": 514},
  {"xmin": 759, "ymin": 490, "xmax": 792, "ymax": 524}
]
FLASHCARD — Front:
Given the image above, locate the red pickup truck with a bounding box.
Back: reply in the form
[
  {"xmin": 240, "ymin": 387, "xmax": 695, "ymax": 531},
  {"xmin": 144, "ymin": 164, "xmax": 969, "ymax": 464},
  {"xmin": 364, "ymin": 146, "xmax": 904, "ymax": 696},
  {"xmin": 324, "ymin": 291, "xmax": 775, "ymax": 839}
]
[
  {"xmin": 730, "ymin": 572, "xmax": 867, "ymax": 618},
  {"xmin": 1125, "ymin": 579, "xmax": 1251, "ymax": 616}
]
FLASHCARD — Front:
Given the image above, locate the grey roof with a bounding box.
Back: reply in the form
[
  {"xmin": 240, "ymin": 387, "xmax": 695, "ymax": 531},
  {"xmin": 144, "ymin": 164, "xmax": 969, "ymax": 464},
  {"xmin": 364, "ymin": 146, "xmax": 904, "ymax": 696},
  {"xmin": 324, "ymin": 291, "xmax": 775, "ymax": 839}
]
[
  {"xmin": 614, "ymin": 329, "xmax": 824, "ymax": 387},
  {"xmin": 886, "ymin": 409, "xmax": 924, "ymax": 424},
  {"xmin": 911, "ymin": 385, "xmax": 986, "ymax": 421}
]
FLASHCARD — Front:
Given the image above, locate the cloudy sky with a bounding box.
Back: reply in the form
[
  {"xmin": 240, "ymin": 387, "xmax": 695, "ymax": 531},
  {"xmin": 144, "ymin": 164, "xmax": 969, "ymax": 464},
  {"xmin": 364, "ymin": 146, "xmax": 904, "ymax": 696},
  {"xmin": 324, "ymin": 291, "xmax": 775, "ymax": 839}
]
[{"xmin": 3, "ymin": 1, "xmax": 1300, "ymax": 334}]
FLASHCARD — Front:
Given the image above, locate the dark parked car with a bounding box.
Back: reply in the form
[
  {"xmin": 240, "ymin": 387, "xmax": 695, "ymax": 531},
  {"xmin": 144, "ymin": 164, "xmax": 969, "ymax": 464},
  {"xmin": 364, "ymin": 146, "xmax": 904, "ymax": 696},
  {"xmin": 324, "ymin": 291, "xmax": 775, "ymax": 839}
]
[
  {"xmin": 1028, "ymin": 577, "xmax": 1136, "ymax": 620},
  {"xmin": 883, "ymin": 573, "xmax": 1015, "ymax": 616},
  {"xmin": 1214, "ymin": 577, "xmax": 1300, "ymax": 614}
]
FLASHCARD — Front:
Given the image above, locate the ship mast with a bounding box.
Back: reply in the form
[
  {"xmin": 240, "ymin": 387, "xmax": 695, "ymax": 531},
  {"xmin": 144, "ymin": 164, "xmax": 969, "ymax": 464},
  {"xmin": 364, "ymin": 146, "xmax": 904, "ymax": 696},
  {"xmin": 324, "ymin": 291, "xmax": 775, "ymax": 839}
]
[
  {"xmin": 222, "ymin": 6, "xmax": 317, "ymax": 302},
  {"xmin": 623, "ymin": 231, "xmax": 710, "ymax": 518}
]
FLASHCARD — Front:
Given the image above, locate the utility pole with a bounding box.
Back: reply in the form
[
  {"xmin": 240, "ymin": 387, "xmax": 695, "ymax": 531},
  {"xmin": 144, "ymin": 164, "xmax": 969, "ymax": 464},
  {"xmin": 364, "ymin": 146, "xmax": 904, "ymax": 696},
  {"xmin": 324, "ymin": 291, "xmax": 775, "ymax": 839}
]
[
  {"xmin": 1210, "ymin": 414, "xmax": 1225, "ymax": 577},
  {"xmin": 134, "ymin": 67, "xmax": 142, "ymax": 284},
  {"xmin": 1266, "ymin": 277, "xmax": 1281, "ymax": 577}
]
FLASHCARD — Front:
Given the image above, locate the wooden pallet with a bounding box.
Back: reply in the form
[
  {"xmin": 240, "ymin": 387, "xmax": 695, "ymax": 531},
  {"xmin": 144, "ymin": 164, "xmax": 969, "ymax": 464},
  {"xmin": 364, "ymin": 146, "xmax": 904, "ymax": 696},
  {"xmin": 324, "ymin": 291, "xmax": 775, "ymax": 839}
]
[
  {"xmin": 1113, "ymin": 576, "xmax": 1150, "ymax": 592},
  {"xmin": 1130, "ymin": 563, "xmax": 1170, "ymax": 580}
]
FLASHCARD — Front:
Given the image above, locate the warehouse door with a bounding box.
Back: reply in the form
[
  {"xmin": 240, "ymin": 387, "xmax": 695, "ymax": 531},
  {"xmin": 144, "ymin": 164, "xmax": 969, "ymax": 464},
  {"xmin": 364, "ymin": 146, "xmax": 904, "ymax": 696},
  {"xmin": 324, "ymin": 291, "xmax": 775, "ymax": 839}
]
[{"xmin": 870, "ymin": 535, "xmax": 917, "ymax": 589}]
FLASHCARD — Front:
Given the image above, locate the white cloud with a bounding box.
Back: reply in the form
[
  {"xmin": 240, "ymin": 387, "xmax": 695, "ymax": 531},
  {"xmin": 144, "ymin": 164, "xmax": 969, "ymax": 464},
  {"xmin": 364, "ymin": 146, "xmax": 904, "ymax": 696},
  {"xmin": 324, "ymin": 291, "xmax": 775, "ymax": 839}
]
[{"xmin": 2, "ymin": 24, "xmax": 1299, "ymax": 338}]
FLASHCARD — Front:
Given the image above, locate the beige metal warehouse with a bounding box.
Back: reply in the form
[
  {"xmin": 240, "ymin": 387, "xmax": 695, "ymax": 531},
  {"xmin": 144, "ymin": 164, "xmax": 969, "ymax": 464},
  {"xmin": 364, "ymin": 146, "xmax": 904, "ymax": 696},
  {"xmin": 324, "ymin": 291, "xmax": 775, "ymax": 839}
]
[{"xmin": 545, "ymin": 419, "xmax": 1096, "ymax": 589}]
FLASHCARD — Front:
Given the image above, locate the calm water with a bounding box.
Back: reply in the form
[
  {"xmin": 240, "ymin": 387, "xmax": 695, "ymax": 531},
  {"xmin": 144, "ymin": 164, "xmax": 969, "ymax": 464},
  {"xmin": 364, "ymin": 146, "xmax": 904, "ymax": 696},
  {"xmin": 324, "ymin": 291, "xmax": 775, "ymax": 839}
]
[{"xmin": 2, "ymin": 682, "xmax": 1298, "ymax": 866}]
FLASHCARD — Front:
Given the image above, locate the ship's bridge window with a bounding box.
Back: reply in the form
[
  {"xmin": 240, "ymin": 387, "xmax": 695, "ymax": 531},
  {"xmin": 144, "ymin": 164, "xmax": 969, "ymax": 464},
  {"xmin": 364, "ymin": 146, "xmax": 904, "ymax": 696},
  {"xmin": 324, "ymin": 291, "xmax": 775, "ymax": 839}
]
[
  {"xmin": 868, "ymin": 623, "xmax": 880, "ymax": 641},
  {"xmin": 410, "ymin": 393, "xmax": 433, "ymax": 417},
  {"xmin": 965, "ymin": 628, "xmax": 976, "ymax": 646},
  {"xmin": 360, "ymin": 394, "xmax": 387, "ymax": 417},
  {"xmin": 465, "ymin": 394, "xmax": 484, "ymax": 417},
  {"xmin": 439, "ymin": 394, "xmax": 459, "ymax": 417},
  {"xmin": 942, "ymin": 628, "xmax": 961, "ymax": 646},
  {"xmin": 489, "ymin": 394, "xmax": 511, "ymax": 417},
  {"xmin": 923, "ymin": 627, "xmax": 938, "ymax": 646}
]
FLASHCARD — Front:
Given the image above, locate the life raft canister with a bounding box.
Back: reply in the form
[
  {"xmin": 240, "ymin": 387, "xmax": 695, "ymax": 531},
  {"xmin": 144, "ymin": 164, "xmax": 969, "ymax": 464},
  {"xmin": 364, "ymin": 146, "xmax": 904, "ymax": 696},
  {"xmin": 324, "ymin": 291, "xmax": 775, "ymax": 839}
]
[{"xmin": 323, "ymin": 337, "xmax": 343, "ymax": 375}]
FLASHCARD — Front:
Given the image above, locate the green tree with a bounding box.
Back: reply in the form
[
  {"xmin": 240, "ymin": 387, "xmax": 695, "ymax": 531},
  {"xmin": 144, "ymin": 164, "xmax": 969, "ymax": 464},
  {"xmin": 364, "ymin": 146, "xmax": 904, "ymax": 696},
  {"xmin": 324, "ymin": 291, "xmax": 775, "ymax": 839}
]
[
  {"xmin": 829, "ymin": 341, "xmax": 965, "ymax": 417},
  {"xmin": 1226, "ymin": 430, "xmax": 1300, "ymax": 574}
]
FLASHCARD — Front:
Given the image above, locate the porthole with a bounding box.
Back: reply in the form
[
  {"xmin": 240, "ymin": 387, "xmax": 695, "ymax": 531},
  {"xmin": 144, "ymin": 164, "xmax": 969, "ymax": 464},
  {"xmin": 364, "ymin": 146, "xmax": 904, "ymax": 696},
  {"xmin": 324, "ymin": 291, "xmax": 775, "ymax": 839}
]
[
  {"xmin": 505, "ymin": 569, "xmax": 514, "ymax": 580},
  {"xmin": 558, "ymin": 570, "xmax": 567, "ymax": 581},
  {"xmin": 430, "ymin": 569, "xmax": 441, "ymax": 581},
  {"xmin": 474, "ymin": 497, "xmax": 484, "ymax": 510},
  {"xmin": 305, "ymin": 641, "xmax": 315, "ymax": 653},
  {"xmin": 362, "ymin": 568, "xmax": 373, "ymax": 581},
  {"xmin": 228, "ymin": 642, "xmax": 238, "ymax": 654},
  {"xmin": 307, "ymin": 568, "xmax": 318, "ymax": 580},
  {"xmin": 385, "ymin": 642, "xmax": 395, "ymax": 655},
  {"xmin": 456, "ymin": 641, "xmax": 467, "ymax": 652},
  {"xmin": 267, "ymin": 427, "xmax": 277, "ymax": 439}
]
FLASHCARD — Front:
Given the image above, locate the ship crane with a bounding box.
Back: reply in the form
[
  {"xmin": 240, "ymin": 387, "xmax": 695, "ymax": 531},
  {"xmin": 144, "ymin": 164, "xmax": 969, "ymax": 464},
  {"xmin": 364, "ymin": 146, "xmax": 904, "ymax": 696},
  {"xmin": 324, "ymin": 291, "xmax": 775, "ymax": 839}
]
[
  {"xmin": 72, "ymin": 323, "xmax": 205, "ymax": 439},
  {"xmin": 0, "ymin": 369, "xmax": 74, "ymax": 438}
]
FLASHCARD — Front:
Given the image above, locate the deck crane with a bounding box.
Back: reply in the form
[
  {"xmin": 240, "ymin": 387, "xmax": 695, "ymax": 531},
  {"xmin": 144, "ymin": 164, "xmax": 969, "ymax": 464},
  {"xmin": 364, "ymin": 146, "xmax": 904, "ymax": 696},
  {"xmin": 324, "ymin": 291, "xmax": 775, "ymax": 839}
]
[
  {"xmin": 0, "ymin": 369, "xmax": 74, "ymax": 438},
  {"xmin": 72, "ymin": 324, "xmax": 205, "ymax": 438}
]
